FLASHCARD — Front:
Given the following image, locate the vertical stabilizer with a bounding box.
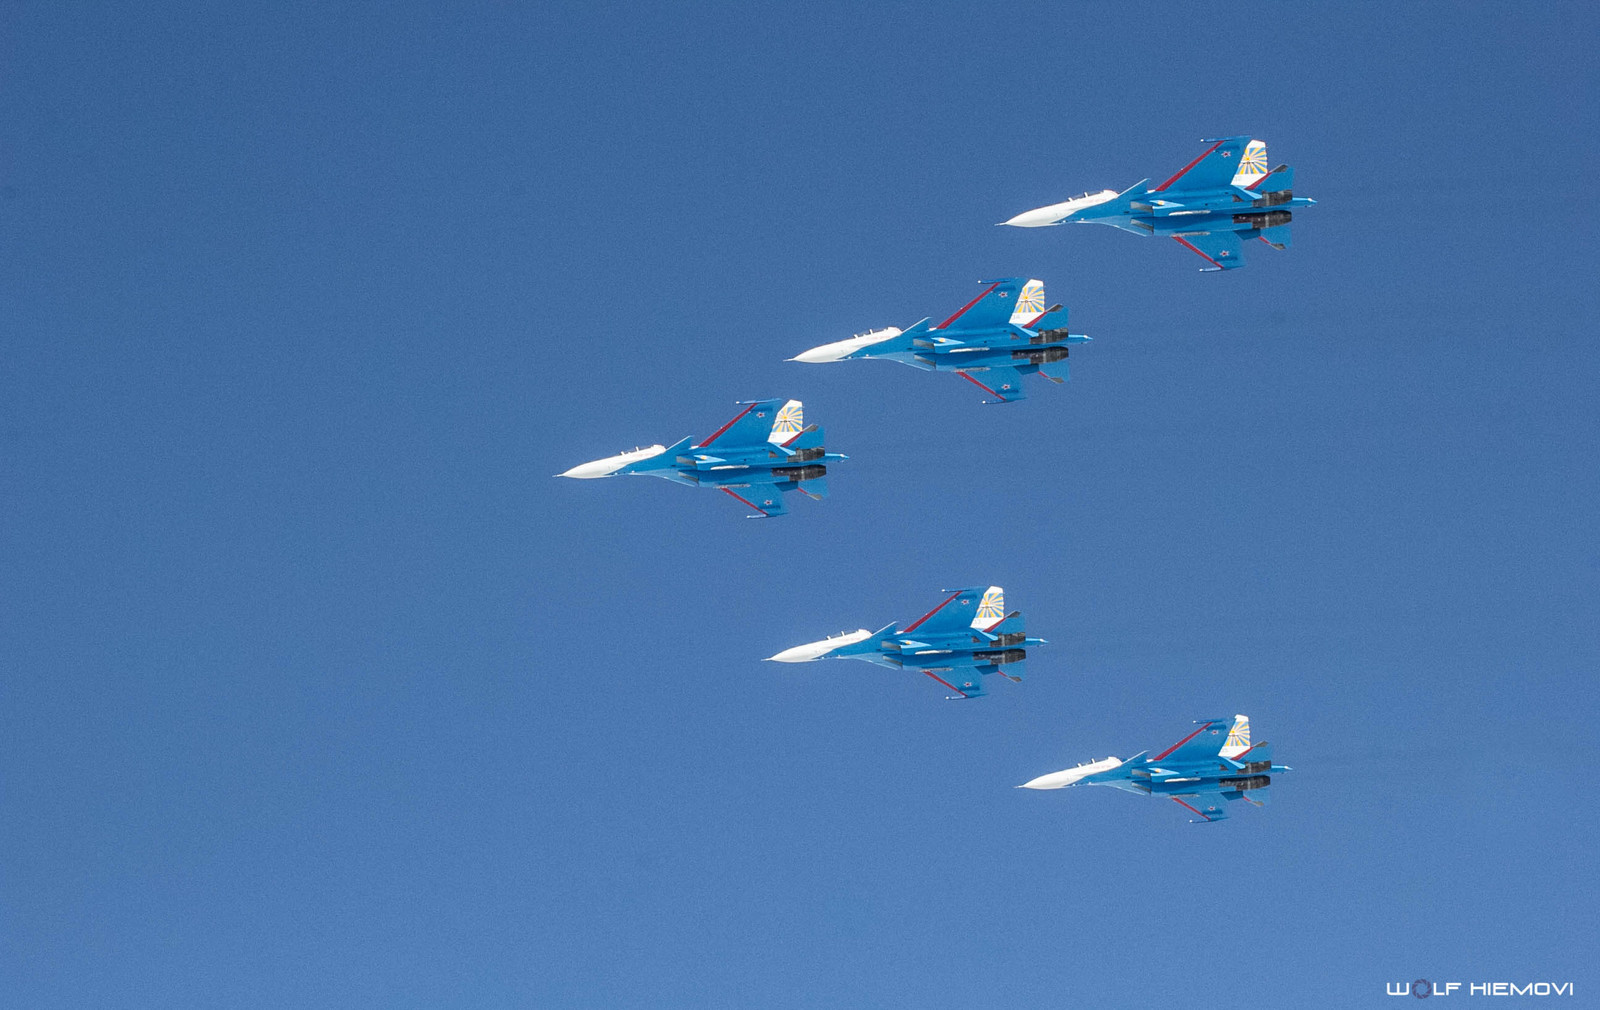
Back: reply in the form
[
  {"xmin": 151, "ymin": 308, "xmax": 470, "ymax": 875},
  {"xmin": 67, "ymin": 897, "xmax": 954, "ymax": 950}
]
[
  {"xmin": 1220, "ymin": 714, "xmax": 1251, "ymax": 759},
  {"xmin": 971, "ymin": 586, "xmax": 1005, "ymax": 630},
  {"xmin": 1230, "ymin": 140, "xmax": 1269, "ymax": 187},
  {"xmin": 768, "ymin": 400, "xmax": 804, "ymax": 444},
  {"xmin": 1008, "ymin": 280, "xmax": 1048, "ymax": 327}
]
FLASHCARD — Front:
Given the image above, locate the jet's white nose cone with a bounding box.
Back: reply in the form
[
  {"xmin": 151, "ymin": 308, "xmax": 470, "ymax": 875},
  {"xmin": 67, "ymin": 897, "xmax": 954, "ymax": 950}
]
[
  {"xmin": 1018, "ymin": 756, "xmax": 1123, "ymax": 790},
  {"xmin": 768, "ymin": 644, "xmax": 823, "ymax": 663},
  {"xmin": 557, "ymin": 444, "xmax": 668, "ymax": 479},
  {"xmin": 792, "ymin": 345, "xmax": 845, "ymax": 364},
  {"xmin": 767, "ymin": 628, "xmax": 872, "ymax": 663},
  {"xmin": 1002, "ymin": 207, "xmax": 1064, "ymax": 228},
  {"xmin": 559, "ymin": 459, "xmax": 620, "ymax": 479},
  {"xmin": 790, "ymin": 327, "xmax": 902, "ymax": 364},
  {"xmin": 1004, "ymin": 189, "xmax": 1119, "ymax": 227},
  {"xmin": 1018, "ymin": 771, "xmax": 1073, "ymax": 790}
]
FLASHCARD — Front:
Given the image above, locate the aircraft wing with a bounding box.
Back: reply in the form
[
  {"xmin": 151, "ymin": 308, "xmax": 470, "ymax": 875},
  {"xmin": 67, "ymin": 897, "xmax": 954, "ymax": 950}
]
[
  {"xmin": 1173, "ymin": 231, "xmax": 1246, "ymax": 271},
  {"xmin": 719, "ymin": 484, "xmax": 789, "ymax": 518},
  {"xmin": 955, "ymin": 366, "xmax": 1028, "ymax": 404},
  {"xmin": 1154, "ymin": 136, "xmax": 1253, "ymax": 193},
  {"xmin": 934, "ymin": 278, "xmax": 1027, "ymax": 332},
  {"xmin": 1170, "ymin": 795, "xmax": 1230, "ymax": 823},
  {"xmin": 696, "ymin": 398, "xmax": 800, "ymax": 451}
]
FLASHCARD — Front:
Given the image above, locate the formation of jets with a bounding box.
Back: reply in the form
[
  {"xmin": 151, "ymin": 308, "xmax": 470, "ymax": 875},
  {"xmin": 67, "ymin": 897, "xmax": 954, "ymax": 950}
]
[{"xmin": 560, "ymin": 136, "xmax": 1311, "ymax": 823}]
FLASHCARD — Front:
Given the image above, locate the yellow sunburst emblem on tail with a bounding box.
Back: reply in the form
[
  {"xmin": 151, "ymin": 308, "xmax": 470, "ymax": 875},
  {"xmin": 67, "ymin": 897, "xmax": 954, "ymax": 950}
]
[
  {"xmin": 1225, "ymin": 716, "xmax": 1251, "ymax": 752},
  {"xmin": 1238, "ymin": 141, "xmax": 1268, "ymax": 177},
  {"xmin": 975, "ymin": 587, "xmax": 1005, "ymax": 625},
  {"xmin": 1015, "ymin": 280, "xmax": 1045, "ymax": 316},
  {"xmin": 772, "ymin": 400, "xmax": 804, "ymax": 437}
]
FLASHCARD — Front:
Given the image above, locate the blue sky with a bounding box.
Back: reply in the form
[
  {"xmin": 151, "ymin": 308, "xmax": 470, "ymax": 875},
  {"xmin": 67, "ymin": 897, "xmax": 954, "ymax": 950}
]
[{"xmin": 3, "ymin": 3, "xmax": 1597, "ymax": 1006}]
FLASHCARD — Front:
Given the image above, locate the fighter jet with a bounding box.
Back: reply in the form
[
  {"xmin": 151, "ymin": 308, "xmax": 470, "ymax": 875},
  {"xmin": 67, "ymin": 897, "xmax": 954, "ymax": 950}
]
[
  {"xmin": 557, "ymin": 398, "xmax": 843, "ymax": 517},
  {"xmin": 1001, "ymin": 137, "xmax": 1315, "ymax": 271},
  {"xmin": 1019, "ymin": 714, "xmax": 1289, "ymax": 822},
  {"xmin": 767, "ymin": 586, "xmax": 1044, "ymax": 698},
  {"xmin": 789, "ymin": 278, "xmax": 1088, "ymax": 404}
]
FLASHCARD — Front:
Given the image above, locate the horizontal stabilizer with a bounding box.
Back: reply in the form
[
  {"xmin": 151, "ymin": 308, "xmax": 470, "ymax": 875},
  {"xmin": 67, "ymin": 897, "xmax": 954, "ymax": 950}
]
[
  {"xmin": 927, "ymin": 668, "xmax": 986, "ymax": 699},
  {"xmin": 1253, "ymin": 163, "xmax": 1293, "ymax": 192},
  {"xmin": 1226, "ymin": 739, "xmax": 1273, "ymax": 771},
  {"xmin": 785, "ymin": 423, "xmax": 825, "ymax": 451},
  {"xmin": 1173, "ymin": 795, "xmax": 1230, "ymax": 823},
  {"xmin": 1037, "ymin": 358, "xmax": 1069, "ymax": 383},
  {"xmin": 1259, "ymin": 224, "xmax": 1291, "ymax": 250},
  {"xmin": 795, "ymin": 475, "xmax": 828, "ymax": 500},
  {"xmin": 1026, "ymin": 305, "xmax": 1069, "ymax": 332},
  {"xmin": 985, "ymin": 610, "xmax": 1026, "ymax": 636},
  {"xmin": 1227, "ymin": 784, "xmax": 1271, "ymax": 808},
  {"xmin": 1173, "ymin": 231, "xmax": 1246, "ymax": 271},
  {"xmin": 986, "ymin": 658, "xmax": 1025, "ymax": 683},
  {"xmin": 956, "ymin": 366, "xmax": 1028, "ymax": 403},
  {"xmin": 720, "ymin": 484, "xmax": 788, "ymax": 518}
]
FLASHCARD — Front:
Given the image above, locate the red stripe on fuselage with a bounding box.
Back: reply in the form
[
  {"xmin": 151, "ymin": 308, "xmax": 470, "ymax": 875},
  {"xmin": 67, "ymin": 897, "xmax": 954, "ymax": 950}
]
[
  {"xmin": 719, "ymin": 487, "xmax": 770, "ymax": 516},
  {"xmin": 956, "ymin": 371, "xmax": 1003, "ymax": 399},
  {"xmin": 936, "ymin": 283, "xmax": 1000, "ymax": 329},
  {"xmin": 1171, "ymin": 796, "xmax": 1213, "ymax": 820},
  {"xmin": 1172, "ymin": 236, "xmax": 1224, "ymax": 269},
  {"xmin": 698, "ymin": 403, "xmax": 755, "ymax": 448},
  {"xmin": 1154, "ymin": 721, "xmax": 1215, "ymax": 761},
  {"xmin": 921, "ymin": 670, "xmax": 970, "ymax": 698},
  {"xmin": 1155, "ymin": 140, "xmax": 1222, "ymax": 191},
  {"xmin": 903, "ymin": 591, "xmax": 962, "ymax": 633}
]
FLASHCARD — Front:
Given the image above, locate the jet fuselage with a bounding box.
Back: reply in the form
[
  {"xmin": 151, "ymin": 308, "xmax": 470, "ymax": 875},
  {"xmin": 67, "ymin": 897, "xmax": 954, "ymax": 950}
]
[
  {"xmin": 874, "ymin": 325, "xmax": 1089, "ymax": 373},
  {"xmin": 1080, "ymin": 189, "xmax": 1314, "ymax": 239}
]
